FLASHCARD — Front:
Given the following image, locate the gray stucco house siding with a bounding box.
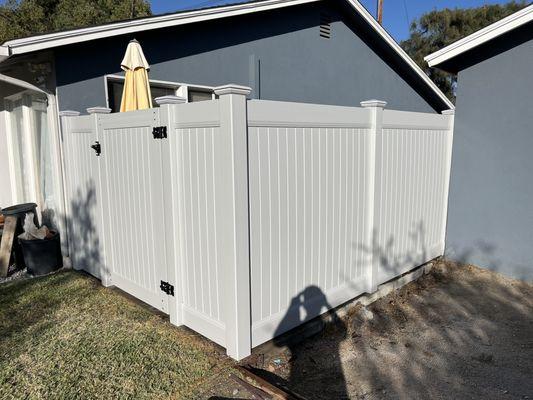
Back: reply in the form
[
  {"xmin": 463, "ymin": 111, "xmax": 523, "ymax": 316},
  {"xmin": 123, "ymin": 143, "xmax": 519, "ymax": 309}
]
[
  {"xmin": 54, "ymin": 1, "xmax": 438, "ymax": 113},
  {"xmin": 446, "ymin": 34, "xmax": 533, "ymax": 281}
]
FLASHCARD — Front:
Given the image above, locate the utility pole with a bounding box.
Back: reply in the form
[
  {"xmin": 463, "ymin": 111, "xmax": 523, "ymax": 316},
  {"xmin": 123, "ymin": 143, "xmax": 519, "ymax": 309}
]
[{"xmin": 377, "ymin": 0, "xmax": 383, "ymax": 25}]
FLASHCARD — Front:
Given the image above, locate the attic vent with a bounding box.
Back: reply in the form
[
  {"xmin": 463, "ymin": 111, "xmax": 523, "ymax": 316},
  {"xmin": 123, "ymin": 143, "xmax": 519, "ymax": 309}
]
[{"xmin": 319, "ymin": 13, "xmax": 332, "ymax": 39}]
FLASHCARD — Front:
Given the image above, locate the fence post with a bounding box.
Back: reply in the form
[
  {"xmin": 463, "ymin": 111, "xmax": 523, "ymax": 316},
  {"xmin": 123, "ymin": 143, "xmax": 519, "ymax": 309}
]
[
  {"xmin": 156, "ymin": 95, "xmax": 187, "ymax": 327},
  {"xmin": 58, "ymin": 110, "xmax": 81, "ymax": 140},
  {"xmin": 440, "ymin": 109, "xmax": 455, "ymax": 254},
  {"xmin": 214, "ymin": 84, "xmax": 252, "ymax": 360},
  {"xmin": 58, "ymin": 110, "xmax": 81, "ymax": 139},
  {"xmin": 86, "ymin": 106, "xmax": 111, "ymax": 141},
  {"xmin": 360, "ymin": 99, "xmax": 387, "ymax": 293},
  {"xmin": 155, "ymin": 95, "xmax": 187, "ymax": 106}
]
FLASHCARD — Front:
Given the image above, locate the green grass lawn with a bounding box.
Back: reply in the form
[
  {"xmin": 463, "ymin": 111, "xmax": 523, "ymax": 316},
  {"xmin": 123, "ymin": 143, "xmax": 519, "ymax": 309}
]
[{"xmin": 0, "ymin": 271, "xmax": 233, "ymax": 399}]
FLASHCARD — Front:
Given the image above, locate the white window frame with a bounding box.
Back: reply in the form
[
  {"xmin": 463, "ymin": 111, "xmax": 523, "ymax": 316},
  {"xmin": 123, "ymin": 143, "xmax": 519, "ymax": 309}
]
[{"xmin": 103, "ymin": 74, "xmax": 216, "ymax": 109}]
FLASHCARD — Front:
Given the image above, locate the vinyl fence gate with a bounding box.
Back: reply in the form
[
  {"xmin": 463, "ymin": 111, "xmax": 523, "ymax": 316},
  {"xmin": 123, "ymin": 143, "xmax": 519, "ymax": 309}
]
[{"xmin": 61, "ymin": 84, "xmax": 454, "ymax": 360}]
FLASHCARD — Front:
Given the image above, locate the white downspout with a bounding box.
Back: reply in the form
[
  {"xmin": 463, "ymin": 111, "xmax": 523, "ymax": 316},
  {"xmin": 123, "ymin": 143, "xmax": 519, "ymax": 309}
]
[{"xmin": 0, "ymin": 73, "xmax": 69, "ymax": 255}]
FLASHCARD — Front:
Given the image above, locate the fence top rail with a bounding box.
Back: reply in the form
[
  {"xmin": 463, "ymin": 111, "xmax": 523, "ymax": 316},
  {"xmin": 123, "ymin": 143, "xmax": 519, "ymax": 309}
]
[
  {"xmin": 60, "ymin": 98, "xmax": 453, "ymax": 135},
  {"xmin": 98, "ymin": 108, "xmax": 159, "ymax": 130},
  {"xmin": 63, "ymin": 114, "xmax": 93, "ymax": 132},
  {"xmin": 247, "ymin": 99, "xmax": 372, "ymax": 129},
  {"xmin": 382, "ymin": 109, "xmax": 451, "ymax": 131},
  {"xmin": 61, "ymin": 99, "xmax": 223, "ymax": 133},
  {"xmin": 172, "ymin": 99, "xmax": 220, "ymax": 129}
]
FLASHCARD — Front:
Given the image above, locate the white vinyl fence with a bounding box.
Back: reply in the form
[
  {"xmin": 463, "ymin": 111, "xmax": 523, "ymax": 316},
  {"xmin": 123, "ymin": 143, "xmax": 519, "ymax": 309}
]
[{"xmin": 60, "ymin": 85, "xmax": 454, "ymax": 360}]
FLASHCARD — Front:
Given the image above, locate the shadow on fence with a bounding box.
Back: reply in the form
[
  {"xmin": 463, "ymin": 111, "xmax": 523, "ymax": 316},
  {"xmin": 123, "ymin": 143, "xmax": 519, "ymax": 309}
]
[
  {"xmin": 65, "ymin": 180, "xmax": 110, "ymax": 281},
  {"xmin": 357, "ymin": 220, "xmax": 429, "ymax": 284}
]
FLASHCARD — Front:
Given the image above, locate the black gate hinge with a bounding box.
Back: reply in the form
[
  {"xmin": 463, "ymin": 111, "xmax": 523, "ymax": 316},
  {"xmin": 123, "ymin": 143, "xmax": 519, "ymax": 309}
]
[
  {"xmin": 160, "ymin": 280, "xmax": 174, "ymax": 296},
  {"xmin": 153, "ymin": 126, "xmax": 167, "ymax": 139},
  {"xmin": 91, "ymin": 141, "xmax": 101, "ymax": 156}
]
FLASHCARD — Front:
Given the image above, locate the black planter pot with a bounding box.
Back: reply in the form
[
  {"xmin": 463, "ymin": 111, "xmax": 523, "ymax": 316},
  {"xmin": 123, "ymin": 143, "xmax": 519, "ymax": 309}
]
[
  {"xmin": 1, "ymin": 203, "xmax": 39, "ymax": 269},
  {"xmin": 19, "ymin": 231, "xmax": 63, "ymax": 276}
]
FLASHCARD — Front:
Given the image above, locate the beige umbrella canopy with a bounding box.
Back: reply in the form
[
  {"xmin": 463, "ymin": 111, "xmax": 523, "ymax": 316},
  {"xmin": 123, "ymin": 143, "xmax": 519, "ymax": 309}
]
[{"xmin": 120, "ymin": 39, "xmax": 153, "ymax": 112}]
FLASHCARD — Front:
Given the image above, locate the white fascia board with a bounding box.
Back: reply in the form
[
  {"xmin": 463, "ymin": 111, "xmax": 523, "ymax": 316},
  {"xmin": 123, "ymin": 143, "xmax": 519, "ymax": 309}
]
[
  {"xmin": 1, "ymin": 0, "xmax": 453, "ymax": 109},
  {"xmin": 3, "ymin": 0, "xmax": 318, "ymax": 55},
  {"xmin": 345, "ymin": 0, "xmax": 454, "ymax": 109},
  {"xmin": 425, "ymin": 4, "xmax": 533, "ymax": 68},
  {"xmin": 0, "ymin": 46, "xmax": 9, "ymax": 62}
]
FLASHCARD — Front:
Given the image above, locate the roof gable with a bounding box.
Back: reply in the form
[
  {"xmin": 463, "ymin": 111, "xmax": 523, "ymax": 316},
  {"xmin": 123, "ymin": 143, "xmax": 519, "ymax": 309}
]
[{"xmin": 0, "ymin": 0, "xmax": 453, "ymax": 110}]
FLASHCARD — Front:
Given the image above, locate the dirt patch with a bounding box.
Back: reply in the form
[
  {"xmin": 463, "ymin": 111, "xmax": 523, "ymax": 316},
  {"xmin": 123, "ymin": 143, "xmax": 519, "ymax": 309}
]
[{"xmin": 247, "ymin": 262, "xmax": 533, "ymax": 399}]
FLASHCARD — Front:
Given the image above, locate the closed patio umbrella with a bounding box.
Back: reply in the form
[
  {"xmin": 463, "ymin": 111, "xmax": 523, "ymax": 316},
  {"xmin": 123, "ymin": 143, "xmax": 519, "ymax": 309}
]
[{"xmin": 120, "ymin": 39, "xmax": 152, "ymax": 112}]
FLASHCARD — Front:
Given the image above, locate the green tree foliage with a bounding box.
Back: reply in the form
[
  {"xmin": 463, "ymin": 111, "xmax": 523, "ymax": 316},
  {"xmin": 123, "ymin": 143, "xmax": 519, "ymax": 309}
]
[
  {"xmin": 401, "ymin": 1, "xmax": 528, "ymax": 100},
  {"xmin": 0, "ymin": 0, "xmax": 151, "ymax": 43}
]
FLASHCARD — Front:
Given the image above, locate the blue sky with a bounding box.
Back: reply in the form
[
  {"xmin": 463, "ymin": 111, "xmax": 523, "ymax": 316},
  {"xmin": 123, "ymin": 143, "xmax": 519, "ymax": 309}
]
[{"xmin": 152, "ymin": 0, "xmax": 511, "ymax": 41}]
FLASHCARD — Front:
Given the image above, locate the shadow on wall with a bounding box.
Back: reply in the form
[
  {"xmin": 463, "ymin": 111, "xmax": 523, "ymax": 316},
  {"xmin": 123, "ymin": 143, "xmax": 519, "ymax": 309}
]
[
  {"xmin": 447, "ymin": 240, "xmax": 532, "ymax": 282},
  {"xmin": 56, "ymin": 4, "xmax": 331, "ymax": 84}
]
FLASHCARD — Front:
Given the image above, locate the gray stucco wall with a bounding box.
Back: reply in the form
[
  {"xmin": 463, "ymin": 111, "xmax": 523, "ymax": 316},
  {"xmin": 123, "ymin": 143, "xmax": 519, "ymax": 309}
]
[
  {"xmin": 446, "ymin": 36, "xmax": 533, "ymax": 281},
  {"xmin": 54, "ymin": 1, "xmax": 440, "ymax": 113}
]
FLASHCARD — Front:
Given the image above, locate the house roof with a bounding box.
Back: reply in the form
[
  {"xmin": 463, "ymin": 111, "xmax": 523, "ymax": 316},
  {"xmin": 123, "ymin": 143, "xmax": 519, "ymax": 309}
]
[
  {"xmin": 0, "ymin": 0, "xmax": 453, "ymax": 110},
  {"xmin": 425, "ymin": 4, "xmax": 533, "ymax": 70}
]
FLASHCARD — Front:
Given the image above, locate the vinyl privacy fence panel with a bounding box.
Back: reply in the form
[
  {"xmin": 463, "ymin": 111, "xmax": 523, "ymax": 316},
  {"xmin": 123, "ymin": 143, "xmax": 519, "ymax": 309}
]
[
  {"xmin": 61, "ymin": 86, "xmax": 454, "ymax": 360},
  {"xmin": 375, "ymin": 110, "xmax": 452, "ymax": 284},
  {"xmin": 247, "ymin": 101, "xmax": 373, "ymax": 345}
]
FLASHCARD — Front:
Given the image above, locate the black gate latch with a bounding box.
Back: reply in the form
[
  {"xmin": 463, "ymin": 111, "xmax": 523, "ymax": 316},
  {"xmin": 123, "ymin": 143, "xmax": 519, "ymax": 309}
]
[
  {"xmin": 160, "ymin": 280, "xmax": 174, "ymax": 296},
  {"xmin": 91, "ymin": 141, "xmax": 101, "ymax": 156},
  {"xmin": 153, "ymin": 126, "xmax": 167, "ymax": 139}
]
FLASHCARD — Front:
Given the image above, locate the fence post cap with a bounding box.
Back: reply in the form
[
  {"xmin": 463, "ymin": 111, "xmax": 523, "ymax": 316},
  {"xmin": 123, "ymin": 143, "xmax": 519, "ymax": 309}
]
[
  {"xmin": 59, "ymin": 110, "xmax": 80, "ymax": 117},
  {"xmin": 87, "ymin": 107, "xmax": 112, "ymax": 114},
  {"xmin": 441, "ymin": 109, "xmax": 455, "ymax": 115},
  {"xmin": 155, "ymin": 95, "xmax": 186, "ymax": 105},
  {"xmin": 214, "ymin": 84, "xmax": 252, "ymax": 96},
  {"xmin": 360, "ymin": 100, "xmax": 387, "ymax": 108}
]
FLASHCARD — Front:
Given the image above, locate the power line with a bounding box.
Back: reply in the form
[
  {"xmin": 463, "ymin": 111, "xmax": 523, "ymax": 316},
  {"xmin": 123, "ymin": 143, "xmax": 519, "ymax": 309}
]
[
  {"xmin": 402, "ymin": 0, "xmax": 410, "ymax": 30},
  {"xmin": 189, "ymin": 0, "xmax": 233, "ymax": 9}
]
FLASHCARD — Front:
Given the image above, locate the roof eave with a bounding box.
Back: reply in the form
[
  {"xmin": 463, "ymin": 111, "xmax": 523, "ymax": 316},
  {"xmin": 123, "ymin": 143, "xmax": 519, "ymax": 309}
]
[
  {"xmin": 425, "ymin": 4, "xmax": 533, "ymax": 69},
  {"xmin": 1, "ymin": 0, "xmax": 318, "ymax": 56}
]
